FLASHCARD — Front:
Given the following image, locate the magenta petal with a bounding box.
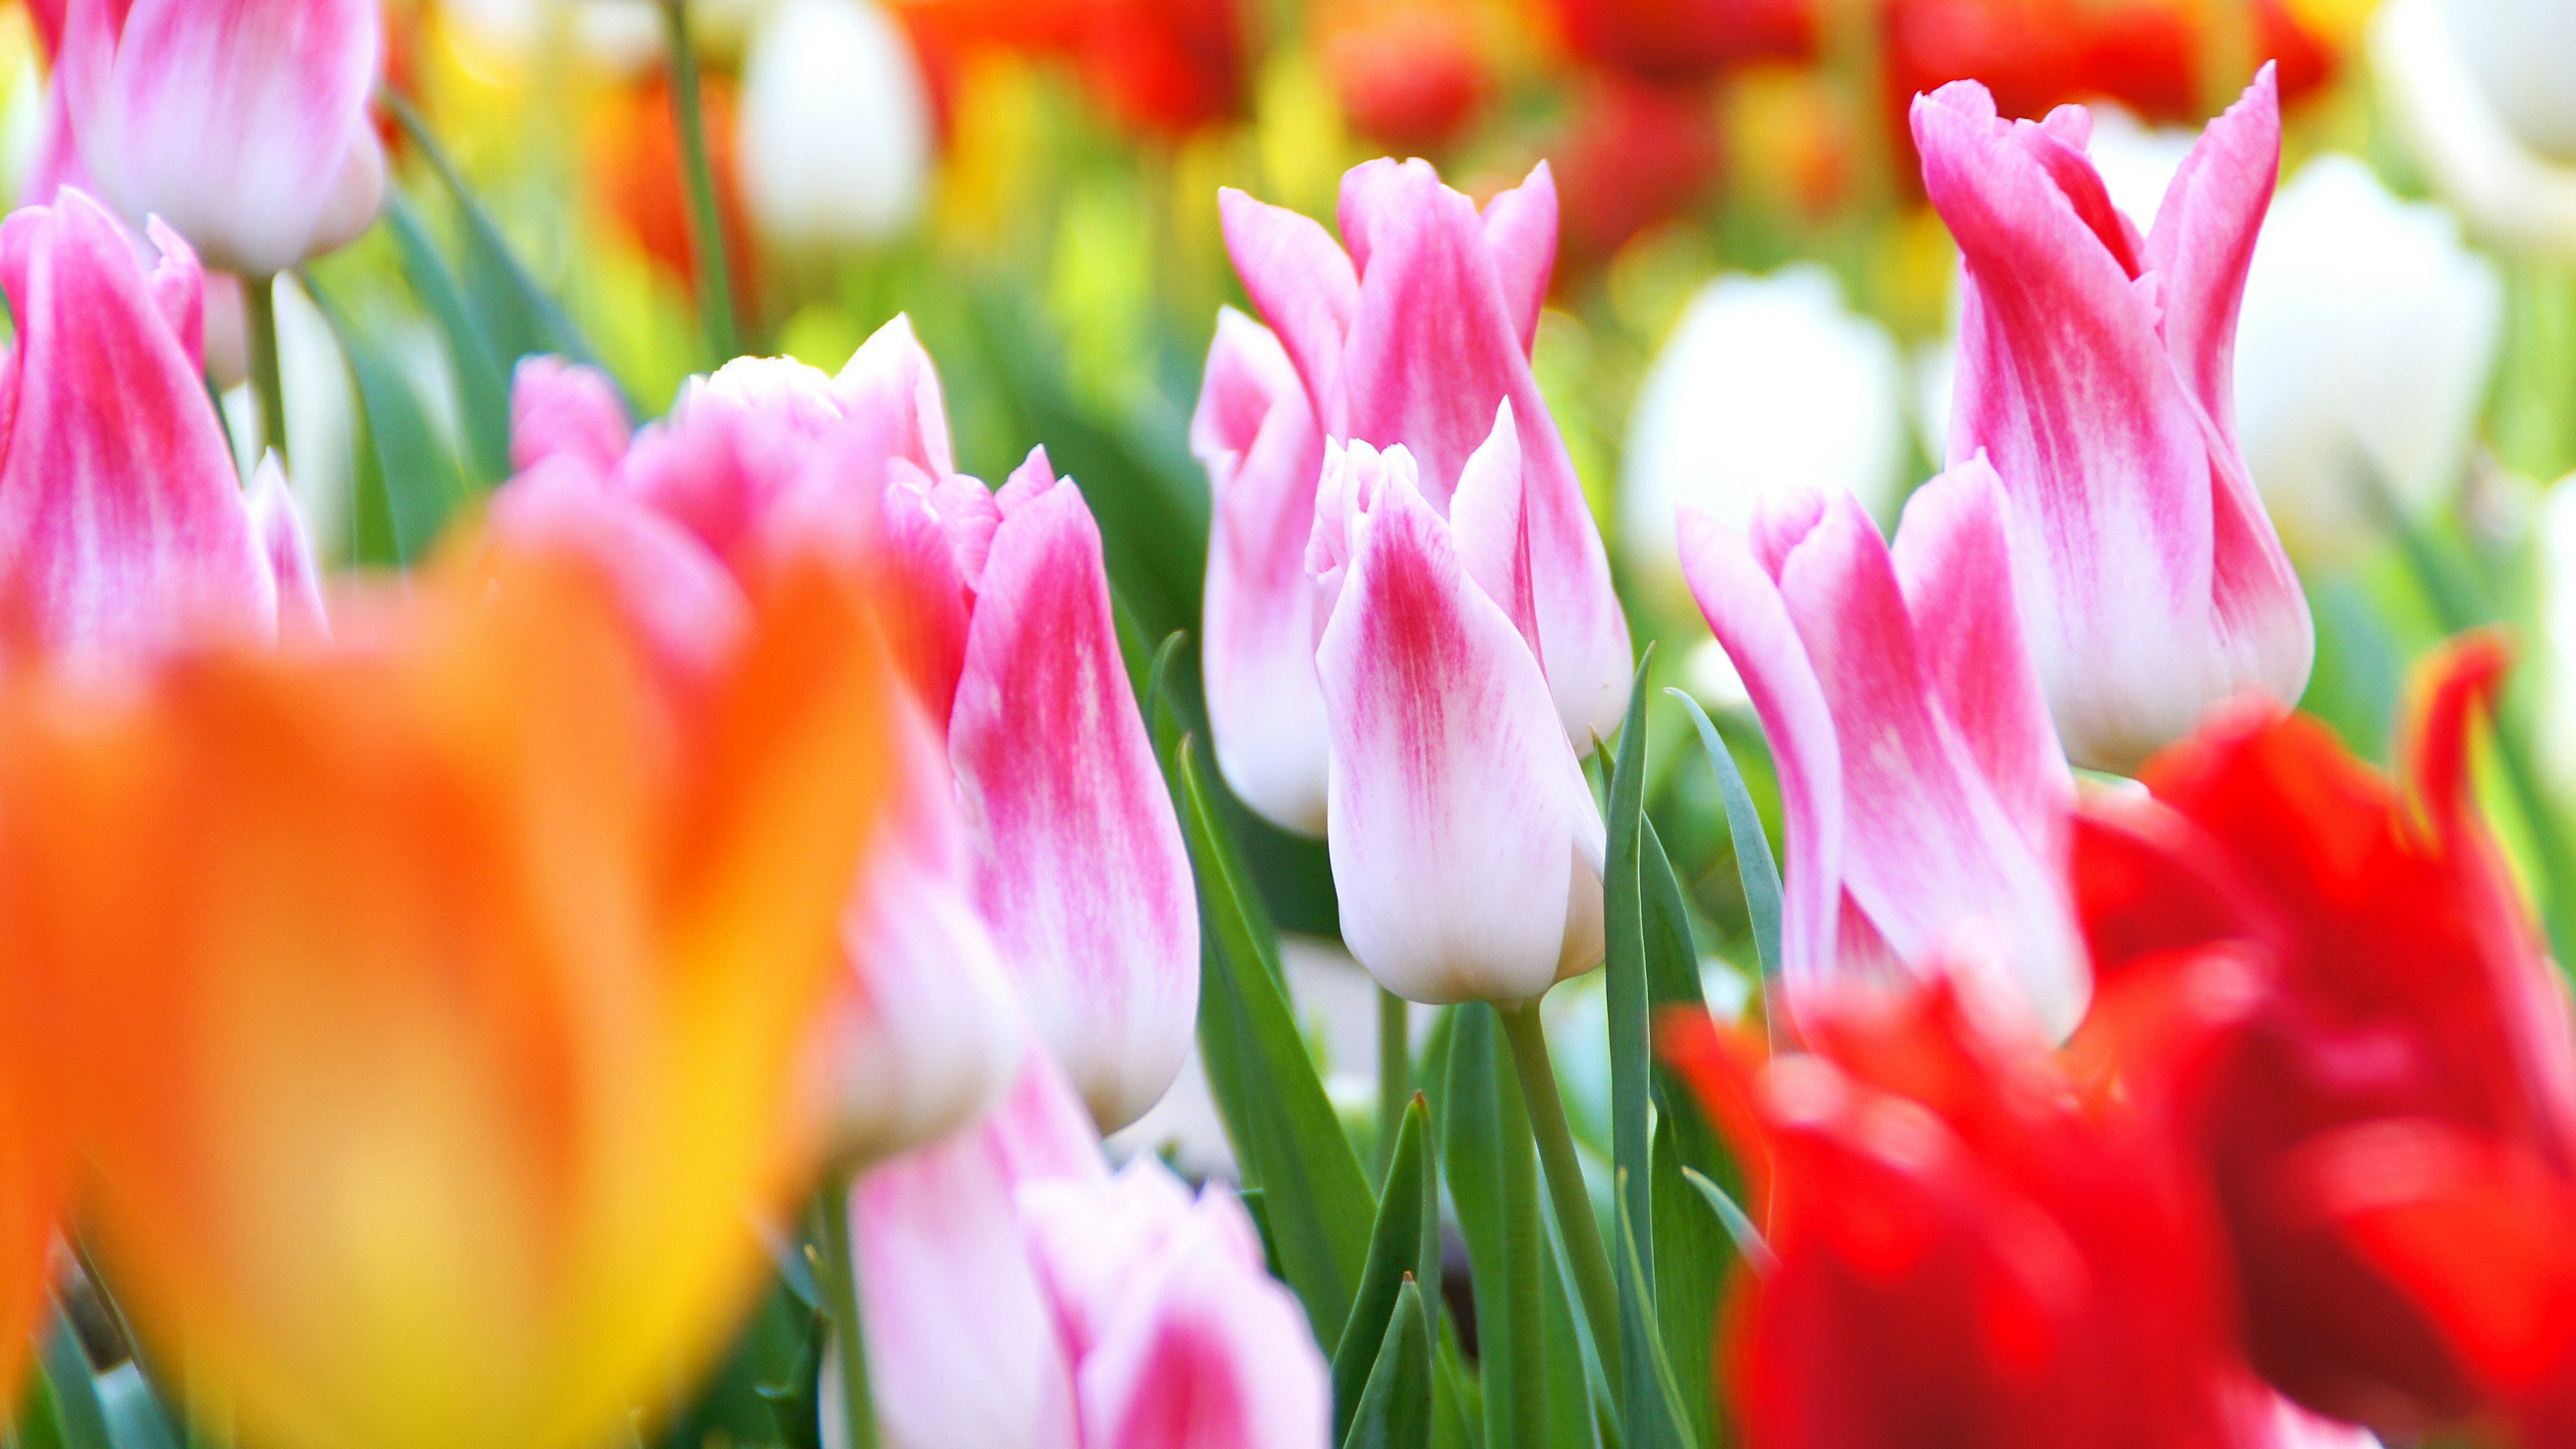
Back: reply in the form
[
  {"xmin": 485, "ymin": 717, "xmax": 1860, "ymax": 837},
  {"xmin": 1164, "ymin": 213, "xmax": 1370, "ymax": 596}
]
[
  {"xmin": 1194, "ymin": 309, "xmax": 1330, "ymax": 836},
  {"xmin": 837, "ymin": 313, "xmax": 958, "ymax": 480},
  {"xmin": 0, "ymin": 189, "xmax": 265, "ymax": 650},
  {"xmin": 1888, "ymin": 456, "xmax": 2070, "ymax": 863},
  {"xmin": 246, "ymin": 454, "xmax": 325, "ymax": 644},
  {"xmin": 1315, "ymin": 451, "xmax": 1597, "ymax": 1004},
  {"xmin": 1480, "ymin": 162, "xmax": 1558, "ymax": 357},
  {"xmin": 1676, "ymin": 503, "xmax": 1843, "ymax": 992},
  {"xmin": 2145, "ymin": 65, "xmax": 2281, "ymax": 441},
  {"xmin": 510, "ymin": 356, "xmax": 632, "ymax": 478},
  {"xmin": 951, "ymin": 472, "xmax": 1199, "ymax": 1131},
  {"xmin": 1218, "ymin": 188, "xmax": 1359, "ymax": 437},
  {"xmin": 1773, "ymin": 493, "xmax": 2088, "ymax": 1038},
  {"xmin": 872, "ymin": 470, "xmax": 978, "ymax": 727}
]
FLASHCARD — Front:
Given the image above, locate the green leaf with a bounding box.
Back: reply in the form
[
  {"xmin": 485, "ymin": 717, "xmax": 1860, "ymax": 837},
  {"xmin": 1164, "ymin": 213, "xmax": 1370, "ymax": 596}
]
[
  {"xmin": 1601, "ymin": 656, "xmax": 1667, "ymax": 1449},
  {"xmin": 1680, "ymin": 1168, "xmax": 1773, "ymax": 1275},
  {"xmin": 1342, "ymin": 1279, "xmax": 1436, "ymax": 1449},
  {"xmin": 1666, "ymin": 691, "xmax": 1782, "ymax": 978},
  {"xmin": 307, "ymin": 279, "xmax": 467, "ymax": 567},
  {"xmin": 1439, "ymin": 1007, "xmax": 1545, "ymax": 1449},
  {"xmin": 1538, "ymin": 1226, "xmax": 1602, "ymax": 1449},
  {"xmin": 382, "ymin": 190, "xmax": 514, "ymax": 488},
  {"xmin": 1332, "ymin": 1094, "xmax": 1440, "ymax": 1442},
  {"xmin": 1171, "ymin": 737, "xmax": 1376, "ymax": 1343},
  {"xmin": 1639, "ymin": 818, "xmax": 1733, "ymax": 1448},
  {"xmin": 1613, "ymin": 1177, "xmax": 1705, "ymax": 1449}
]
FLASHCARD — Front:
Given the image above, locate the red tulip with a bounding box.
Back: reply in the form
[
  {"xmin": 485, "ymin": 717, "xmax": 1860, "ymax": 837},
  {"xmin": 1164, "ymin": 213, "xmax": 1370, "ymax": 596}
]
[
  {"xmin": 1548, "ymin": 0, "xmax": 1813, "ymax": 87},
  {"xmin": 2074, "ymin": 633, "xmax": 2576, "ymax": 1435}
]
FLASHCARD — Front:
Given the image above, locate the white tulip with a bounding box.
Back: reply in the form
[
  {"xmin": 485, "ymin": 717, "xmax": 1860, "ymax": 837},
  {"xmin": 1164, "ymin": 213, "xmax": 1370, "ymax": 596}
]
[
  {"xmin": 1619, "ymin": 265, "xmax": 1904, "ymax": 598},
  {"xmin": 738, "ymin": 0, "xmax": 933, "ymax": 248},
  {"xmin": 2374, "ymin": 0, "xmax": 2576, "ymax": 260},
  {"xmin": 2234, "ymin": 156, "xmax": 2502, "ymax": 563}
]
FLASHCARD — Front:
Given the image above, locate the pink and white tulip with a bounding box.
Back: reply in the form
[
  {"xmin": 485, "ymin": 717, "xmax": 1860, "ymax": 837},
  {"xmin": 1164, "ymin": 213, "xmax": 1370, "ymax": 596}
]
[
  {"xmin": 1678, "ymin": 462, "xmax": 2087, "ymax": 1039},
  {"xmin": 1308, "ymin": 421, "xmax": 1608, "ymax": 1005},
  {"xmin": 1914, "ymin": 68, "xmax": 2312, "ymax": 773},
  {"xmin": 0, "ymin": 188, "xmax": 313, "ymax": 649},
  {"xmin": 56, "ymin": 0, "xmax": 386, "ymax": 275},
  {"xmin": 842, "ymin": 1057, "xmax": 1330, "ymax": 1449},
  {"xmin": 1216, "ymin": 158, "xmax": 1631, "ymax": 771},
  {"xmin": 498, "ymin": 317, "xmax": 1197, "ymax": 1138}
]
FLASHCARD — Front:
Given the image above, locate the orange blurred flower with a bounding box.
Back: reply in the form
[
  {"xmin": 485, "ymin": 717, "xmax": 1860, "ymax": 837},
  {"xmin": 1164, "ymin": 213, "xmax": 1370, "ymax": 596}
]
[
  {"xmin": 900, "ymin": 0, "xmax": 1244, "ymax": 138},
  {"xmin": 0, "ymin": 540, "xmax": 900, "ymax": 1449},
  {"xmin": 1322, "ymin": 1, "xmax": 1493, "ymax": 152},
  {"xmin": 593, "ymin": 70, "xmax": 759, "ymax": 314}
]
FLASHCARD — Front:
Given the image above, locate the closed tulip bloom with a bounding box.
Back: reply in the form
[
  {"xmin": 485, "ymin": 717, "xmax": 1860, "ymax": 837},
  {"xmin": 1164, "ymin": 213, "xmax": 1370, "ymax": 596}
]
[
  {"xmin": 739, "ymin": 0, "xmax": 934, "ymax": 249},
  {"xmin": 1192, "ymin": 307, "xmax": 1330, "ymax": 835},
  {"xmin": 0, "ymin": 541, "xmax": 902, "ymax": 1449},
  {"xmin": 2073, "ymin": 635, "xmax": 2576, "ymax": 1435},
  {"xmin": 1680, "ymin": 462, "xmax": 2087, "ymax": 1038},
  {"xmin": 843, "ymin": 1057, "xmax": 1330, "ymax": 1449},
  {"xmin": 1307, "ymin": 425, "xmax": 1607, "ymax": 1004},
  {"xmin": 2371, "ymin": 0, "xmax": 2576, "ymax": 260},
  {"xmin": 1915, "ymin": 69, "xmax": 2312, "ymax": 773},
  {"xmin": 1662, "ymin": 979, "xmax": 2253, "ymax": 1449},
  {"xmin": 56, "ymin": 0, "xmax": 385, "ymax": 275},
  {"xmin": 1220, "ymin": 158, "xmax": 1633, "ymax": 749},
  {"xmin": 0, "ymin": 188, "xmax": 311, "ymax": 648}
]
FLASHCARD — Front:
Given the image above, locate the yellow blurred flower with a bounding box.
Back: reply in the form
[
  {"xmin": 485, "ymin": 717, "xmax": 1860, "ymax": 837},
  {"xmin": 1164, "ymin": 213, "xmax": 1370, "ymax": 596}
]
[{"xmin": 0, "ymin": 541, "xmax": 901, "ymax": 1449}]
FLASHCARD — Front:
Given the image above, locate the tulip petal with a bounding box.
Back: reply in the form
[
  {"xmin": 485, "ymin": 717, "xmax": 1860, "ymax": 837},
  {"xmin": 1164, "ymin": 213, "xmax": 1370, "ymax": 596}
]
[
  {"xmin": 1193, "ymin": 309, "xmax": 1330, "ymax": 835},
  {"xmin": 511, "ymin": 357, "xmax": 633, "ymax": 478},
  {"xmin": 836, "ymin": 314, "xmax": 957, "ymax": 481},
  {"xmin": 1446, "ymin": 400, "xmax": 1543, "ymax": 663},
  {"xmin": 951, "ymin": 460, "xmax": 1199, "ymax": 1130},
  {"xmin": 1678, "ymin": 502, "xmax": 1843, "ymax": 994},
  {"xmin": 1480, "ymin": 162, "xmax": 1558, "ymax": 356},
  {"xmin": 1775, "ymin": 492, "xmax": 2088, "ymax": 1037},
  {"xmin": 1889, "ymin": 456, "xmax": 2070, "ymax": 861},
  {"xmin": 1316, "ymin": 455, "xmax": 1595, "ymax": 1003},
  {"xmin": 2144, "ymin": 66, "xmax": 2281, "ymax": 441},
  {"xmin": 1218, "ymin": 188, "xmax": 1358, "ymax": 437},
  {"xmin": 247, "ymin": 454, "xmax": 325, "ymax": 644},
  {"xmin": 0, "ymin": 189, "xmax": 265, "ymax": 649}
]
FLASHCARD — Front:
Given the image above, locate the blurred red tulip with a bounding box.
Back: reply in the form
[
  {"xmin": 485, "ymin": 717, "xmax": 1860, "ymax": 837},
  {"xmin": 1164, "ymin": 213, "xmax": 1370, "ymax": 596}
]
[
  {"xmin": 898, "ymin": 0, "xmax": 1243, "ymax": 138},
  {"xmin": 2074, "ymin": 633, "xmax": 2576, "ymax": 1436},
  {"xmin": 1323, "ymin": 3, "xmax": 1491, "ymax": 153},
  {"xmin": 1550, "ymin": 0, "xmax": 1813, "ymax": 86},
  {"xmin": 1553, "ymin": 78, "xmax": 1723, "ymax": 273},
  {"xmin": 1663, "ymin": 980, "xmax": 2255, "ymax": 1449}
]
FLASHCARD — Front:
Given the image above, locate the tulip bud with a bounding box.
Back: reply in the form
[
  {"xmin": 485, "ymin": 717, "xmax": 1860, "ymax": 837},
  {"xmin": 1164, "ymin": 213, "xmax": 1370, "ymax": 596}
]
[
  {"xmin": 1915, "ymin": 69, "xmax": 2313, "ymax": 773},
  {"xmin": 739, "ymin": 0, "xmax": 934, "ymax": 250}
]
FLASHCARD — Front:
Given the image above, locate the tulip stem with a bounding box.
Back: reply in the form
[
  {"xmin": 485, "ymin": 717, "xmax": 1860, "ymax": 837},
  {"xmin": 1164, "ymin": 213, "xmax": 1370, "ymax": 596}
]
[
  {"xmin": 659, "ymin": 0, "xmax": 740, "ymax": 362},
  {"xmin": 244, "ymin": 274, "xmax": 288, "ymax": 470},
  {"xmin": 815, "ymin": 1167, "xmax": 879, "ymax": 1449},
  {"xmin": 1376, "ymin": 988, "xmax": 1409, "ymax": 1180},
  {"xmin": 1495, "ymin": 999, "xmax": 1623, "ymax": 1392}
]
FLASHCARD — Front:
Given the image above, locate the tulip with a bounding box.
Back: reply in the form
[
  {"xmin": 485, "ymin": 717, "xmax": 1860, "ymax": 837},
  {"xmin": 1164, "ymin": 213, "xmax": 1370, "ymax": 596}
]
[
  {"xmin": 1915, "ymin": 69, "xmax": 2313, "ymax": 773},
  {"xmin": 843, "ymin": 1056, "xmax": 1330, "ymax": 1449},
  {"xmin": 1220, "ymin": 157, "xmax": 1632, "ymax": 751},
  {"xmin": 1320, "ymin": 1, "xmax": 1491, "ymax": 152},
  {"xmin": 0, "ymin": 188, "xmax": 313, "ymax": 649},
  {"xmin": 1660, "ymin": 978, "xmax": 2254, "ymax": 1449},
  {"xmin": 0, "ymin": 539, "xmax": 901, "ymax": 1449},
  {"xmin": 739, "ymin": 0, "xmax": 934, "ymax": 250},
  {"xmin": 2072, "ymin": 634, "xmax": 2576, "ymax": 1435},
  {"xmin": 500, "ymin": 319, "xmax": 1197, "ymax": 1135},
  {"xmin": 2231, "ymin": 156, "xmax": 2502, "ymax": 564},
  {"xmin": 1546, "ymin": 0, "xmax": 1813, "ymax": 86},
  {"xmin": 2371, "ymin": 0, "xmax": 2576, "ymax": 261},
  {"xmin": 1306, "ymin": 427, "xmax": 1607, "ymax": 1004},
  {"xmin": 1621, "ymin": 266, "xmax": 1906, "ymax": 604},
  {"xmin": 56, "ymin": 0, "xmax": 386, "ymax": 276},
  {"xmin": 1192, "ymin": 307, "xmax": 1330, "ymax": 835},
  {"xmin": 1679, "ymin": 460, "xmax": 2087, "ymax": 1038}
]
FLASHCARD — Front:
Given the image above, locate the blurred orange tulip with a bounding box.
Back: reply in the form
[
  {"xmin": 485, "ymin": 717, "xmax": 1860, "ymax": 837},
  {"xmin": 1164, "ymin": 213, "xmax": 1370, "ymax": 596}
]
[
  {"xmin": 1322, "ymin": 2, "xmax": 1493, "ymax": 152},
  {"xmin": 0, "ymin": 539, "xmax": 900, "ymax": 1449}
]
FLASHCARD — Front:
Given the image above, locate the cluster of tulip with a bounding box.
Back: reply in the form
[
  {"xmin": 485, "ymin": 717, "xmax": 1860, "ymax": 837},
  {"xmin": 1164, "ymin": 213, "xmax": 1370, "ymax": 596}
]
[{"xmin": 0, "ymin": 3, "xmax": 2572, "ymax": 1449}]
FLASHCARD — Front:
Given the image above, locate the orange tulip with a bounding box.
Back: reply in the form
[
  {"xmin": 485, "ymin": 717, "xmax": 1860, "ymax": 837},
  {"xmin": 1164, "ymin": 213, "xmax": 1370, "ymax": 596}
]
[{"xmin": 0, "ymin": 538, "xmax": 901, "ymax": 1449}]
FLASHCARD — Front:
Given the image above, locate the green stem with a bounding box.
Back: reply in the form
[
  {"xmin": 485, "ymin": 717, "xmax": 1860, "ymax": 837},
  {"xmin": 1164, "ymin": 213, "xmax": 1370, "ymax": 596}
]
[
  {"xmin": 1496, "ymin": 998, "xmax": 1623, "ymax": 1393},
  {"xmin": 1375, "ymin": 988, "xmax": 1409, "ymax": 1181},
  {"xmin": 243, "ymin": 274, "xmax": 288, "ymax": 469},
  {"xmin": 1492, "ymin": 1020, "xmax": 1548, "ymax": 1449},
  {"xmin": 659, "ymin": 0, "xmax": 739, "ymax": 361},
  {"xmin": 816, "ymin": 1167, "xmax": 879, "ymax": 1449}
]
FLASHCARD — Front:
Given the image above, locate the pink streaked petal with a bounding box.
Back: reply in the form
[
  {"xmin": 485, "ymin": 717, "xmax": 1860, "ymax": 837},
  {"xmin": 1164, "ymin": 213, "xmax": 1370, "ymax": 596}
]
[
  {"xmin": 0, "ymin": 188, "xmax": 264, "ymax": 650},
  {"xmin": 1677, "ymin": 504, "xmax": 1843, "ymax": 993},
  {"xmin": 983, "ymin": 1051, "xmax": 1112, "ymax": 1186},
  {"xmin": 1218, "ymin": 188, "xmax": 1358, "ymax": 437},
  {"xmin": 1072, "ymin": 1200, "xmax": 1333, "ymax": 1449},
  {"xmin": 925, "ymin": 470, "xmax": 1000, "ymax": 590},
  {"xmin": 996, "ymin": 445, "xmax": 1059, "ymax": 515},
  {"xmin": 1195, "ymin": 309, "xmax": 1330, "ymax": 835},
  {"xmin": 1916, "ymin": 86, "xmax": 2222, "ymax": 771},
  {"xmin": 1480, "ymin": 161, "xmax": 1558, "ymax": 356},
  {"xmin": 510, "ymin": 356, "xmax": 632, "ymax": 478},
  {"xmin": 2145, "ymin": 64, "xmax": 2281, "ymax": 442},
  {"xmin": 246, "ymin": 454, "xmax": 325, "ymax": 644},
  {"xmin": 1446, "ymin": 399, "xmax": 1543, "ymax": 665},
  {"xmin": 837, "ymin": 313, "xmax": 957, "ymax": 480},
  {"xmin": 1017, "ymin": 1159, "xmax": 1199, "ymax": 1364},
  {"xmin": 951, "ymin": 474, "xmax": 1199, "ymax": 1131},
  {"xmin": 1889, "ymin": 456, "xmax": 2071, "ymax": 862},
  {"xmin": 22, "ymin": 81, "xmax": 91, "ymax": 209},
  {"xmin": 28, "ymin": 0, "xmax": 62, "ymax": 57},
  {"xmin": 873, "ymin": 471, "xmax": 977, "ymax": 726},
  {"xmin": 851, "ymin": 1128, "xmax": 1080, "ymax": 1449},
  {"xmin": 1316, "ymin": 462, "xmax": 1591, "ymax": 1004},
  {"xmin": 2011, "ymin": 114, "xmax": 2146, "ymax": 276},
  {"xmin": 1773, "ymin": 493, "xmax": 2090, "ymax": 1038},
  {"xmin": 140, "ymin": 217, "xmax": 200, "ymax": 369}
]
